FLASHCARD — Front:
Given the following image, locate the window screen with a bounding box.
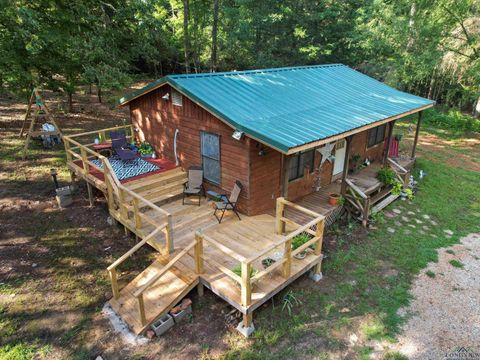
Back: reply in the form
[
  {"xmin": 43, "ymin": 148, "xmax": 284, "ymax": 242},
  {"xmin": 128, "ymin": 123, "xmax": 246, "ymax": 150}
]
[
  {"xmin": 367, "ymin": 124, "xmax": 386, "ymax": 147},
  {"xmin": 201, "ymin": 132, "xmax": 220, "ymax": 184},
  {"xmin": 172, "ymin": 91, "xmax": 183, "ymax": 106},
  {"xmin": 288, "ymin": 150, "xmax": 315, "ymax": 181}
]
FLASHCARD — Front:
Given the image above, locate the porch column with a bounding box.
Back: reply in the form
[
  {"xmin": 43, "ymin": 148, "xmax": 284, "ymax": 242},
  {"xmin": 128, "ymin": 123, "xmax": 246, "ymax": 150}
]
[
  {"xmin": 411, "ymin": 111, "xmax": 423, "ymax": 159},
  {"xmin": 281, "ymin": 154, "xmax": 290, "ymax": 199},
  {"xmin": 383, "ymin": 120, "xmax": 396, "ymax": 166},
  {"xmin": 340, "ymin": 136, "xmax": 353, "ymax": 196}
]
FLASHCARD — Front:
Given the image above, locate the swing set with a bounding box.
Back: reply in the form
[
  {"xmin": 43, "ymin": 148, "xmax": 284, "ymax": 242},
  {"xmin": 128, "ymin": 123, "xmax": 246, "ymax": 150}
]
[{"xmin": 19, "ymin": 89, "xmax": 63, "ymax": 159}]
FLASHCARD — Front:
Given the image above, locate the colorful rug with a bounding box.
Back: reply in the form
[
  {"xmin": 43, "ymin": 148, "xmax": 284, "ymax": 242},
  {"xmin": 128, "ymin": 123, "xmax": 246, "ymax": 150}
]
[{"xmin": 91, "ymin": 156, "xmax": 160, "ymax": 181}]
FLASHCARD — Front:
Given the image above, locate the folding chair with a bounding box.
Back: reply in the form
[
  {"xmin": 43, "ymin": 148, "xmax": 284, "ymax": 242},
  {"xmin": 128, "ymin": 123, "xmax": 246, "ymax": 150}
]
[
  {"xmin": 110, "ymin": 131, "xmax": 136, "ymax": 165},
  {"xmin": 214, "ymin": 181, "xmax": 243, "ymax": 223},
  {"xmin": 183, "ymin": 166, "xmax": 205, "ymax": 205}
]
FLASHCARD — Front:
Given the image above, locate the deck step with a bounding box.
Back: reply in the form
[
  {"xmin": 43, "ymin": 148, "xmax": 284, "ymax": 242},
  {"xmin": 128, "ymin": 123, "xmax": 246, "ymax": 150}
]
[
  {"xmin": 125, "ymin": 168, "xmax": 187, "ymax": 193},
  {"xmin": 371, "ymin": 194, "xmax": 399, "ymax": 214},
  {"xmin": 109, "ymin": 255, "xmax": 198, "ymax": 335}
]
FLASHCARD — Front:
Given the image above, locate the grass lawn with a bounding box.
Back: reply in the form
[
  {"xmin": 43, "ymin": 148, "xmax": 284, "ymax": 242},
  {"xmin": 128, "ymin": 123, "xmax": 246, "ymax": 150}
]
[{"xmin": 0, "ymin": 91, "xmax": 479, "ymax": 359}]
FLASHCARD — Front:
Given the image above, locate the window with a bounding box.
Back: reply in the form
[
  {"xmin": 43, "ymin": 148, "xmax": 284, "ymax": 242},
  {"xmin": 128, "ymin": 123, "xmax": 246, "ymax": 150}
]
[
  {"xmin": 172, "ymin": 90, "xmax": 183, "ymax": 106},
  {"xmin": 201, "ymin": 132, "xmax": 220, "ymax": 184},
  {"xmin": 367, "ymin": 124, "xmax": 386, "ymax": 147},
  {"xmin": 288, "ymin": 150, "xmax": 315, "ymax": 181}
]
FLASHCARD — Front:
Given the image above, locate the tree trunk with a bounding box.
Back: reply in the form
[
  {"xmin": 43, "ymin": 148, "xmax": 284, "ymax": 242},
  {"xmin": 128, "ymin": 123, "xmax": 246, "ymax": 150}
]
[
  {"xmin": 183, "ymin": 0, "xmax": 190, "ymax": 74},
  {"xmin": 67, "ymin": 92, "xmax": 73, "ymax": 113},
  {"xmin": 473, "ymin": 96, "xmax": 480, "ymax": 118},
  {"xmin": 407, "ymin": 2, "xmax": 416, "ymax": 51},
  {"xmin": 210, "ymin": 0, "xmax": 219, "ymax": 72},
  {"xmin": 97, "ymin": 85, "xmax": 102, "ymax": 103}
]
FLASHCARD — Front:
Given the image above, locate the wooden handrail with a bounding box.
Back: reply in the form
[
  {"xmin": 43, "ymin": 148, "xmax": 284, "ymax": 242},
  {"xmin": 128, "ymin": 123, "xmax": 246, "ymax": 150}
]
[
  {"xmin": 387, "ymin": 157, "xmax": 408, "ymax": 173},
  {"xmin": 278, "ymin": 198, "xmax": 324, "ymax": 218},
  {"xmin": 201, "ymin": 256, "xmax": 242, "ymax": 284},
  {"xmin": 107, "ymin": 225, "xmax": 166, "ymax": 272},
  {"xmin": 66, "ymin": 124, "xmax": 132, "ymax": 139},
  {"xmin": 344, "ymin": 179, "xmax": 368, "ymax": 199},
  {"xmin": 133, "ymin": 241, "xmax": 196, "ymax": 298}
]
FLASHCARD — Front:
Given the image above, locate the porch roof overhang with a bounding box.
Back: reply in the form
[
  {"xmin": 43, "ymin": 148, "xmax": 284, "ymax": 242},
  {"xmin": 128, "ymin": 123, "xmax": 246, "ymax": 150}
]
[{"xmin": 118, "ymin": 64, "xmax": 435, "ymax": 155}]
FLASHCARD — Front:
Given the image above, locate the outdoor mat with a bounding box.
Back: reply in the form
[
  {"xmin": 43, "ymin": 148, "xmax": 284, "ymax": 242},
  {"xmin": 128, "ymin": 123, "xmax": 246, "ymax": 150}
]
[{"xmin": 91, "ymin": 156, "xmax": 160, "ymax": 181}]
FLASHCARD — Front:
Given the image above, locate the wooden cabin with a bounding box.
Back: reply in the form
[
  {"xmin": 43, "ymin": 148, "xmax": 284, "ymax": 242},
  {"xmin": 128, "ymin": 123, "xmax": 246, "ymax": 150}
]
[
  {"xmin": 64, "ymin": 64, "xmax": 433, "ymax": 338},
  {"xmin": 119, "ymin": 64, "xmax": 433, "ymax": 221}
]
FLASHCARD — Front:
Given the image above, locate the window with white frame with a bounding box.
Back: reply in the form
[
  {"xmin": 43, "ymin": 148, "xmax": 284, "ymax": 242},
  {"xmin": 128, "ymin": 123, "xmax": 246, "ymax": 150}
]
[{"xmin": 201, "ymin": 132, "xmax": 220, "ymax": 184}]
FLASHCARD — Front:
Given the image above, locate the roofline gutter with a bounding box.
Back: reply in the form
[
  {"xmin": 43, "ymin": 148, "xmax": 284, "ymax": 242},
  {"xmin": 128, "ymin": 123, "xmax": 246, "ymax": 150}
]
[{"xmin": 285, "ymin": 103, "xmax": 434, "ymax": 155}]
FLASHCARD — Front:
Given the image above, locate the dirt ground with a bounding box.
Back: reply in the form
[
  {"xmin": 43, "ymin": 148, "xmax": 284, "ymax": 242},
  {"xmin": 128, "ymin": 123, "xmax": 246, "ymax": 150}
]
[{"xmin": 1, "ymin": 88, "xmax": 479, "ymax": 359}]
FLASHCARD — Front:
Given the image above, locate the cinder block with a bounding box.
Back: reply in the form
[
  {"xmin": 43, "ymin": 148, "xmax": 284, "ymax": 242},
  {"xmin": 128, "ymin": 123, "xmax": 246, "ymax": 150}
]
[
  {"xmin": 56, "ymin": 186, "xmax": 72, "ymax": 196},
  {"xmin": 56, "ymin": 195, "xmax": 73, "ymax": 208},
  {"xmin": 151, "ymin": 314, "xmax": 174, "ymax": 336},
  {"xmin": 170, "ymin": 305, "xmax": 192, "ymax": 323}
]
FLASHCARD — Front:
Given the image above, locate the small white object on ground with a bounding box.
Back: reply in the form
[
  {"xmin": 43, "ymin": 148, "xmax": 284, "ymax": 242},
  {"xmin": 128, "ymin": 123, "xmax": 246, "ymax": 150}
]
[
  {"xmin": 107, "ymin": 217, "xmax": 114, "ymax": 226},
  {"xmin": 393, "ymin": 209, "xmax": 402, "ymax": 214},
  {"xmin": 102, "ymin": 303, "xmax": 148, "ymax": 346},
  {"xmin": 444, "ymin": 229, "xmax": 454, "ymax": 236},
  {"xmin": 387, "ymin": 227, "xmax": 395, "ymax": 233}
]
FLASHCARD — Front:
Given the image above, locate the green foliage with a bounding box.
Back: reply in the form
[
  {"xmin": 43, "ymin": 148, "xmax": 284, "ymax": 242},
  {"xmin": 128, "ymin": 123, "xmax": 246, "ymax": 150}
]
[
  {"xmin": 391, "ymin": 181, "xmax": 403, "ymax": 196},
  {"xmin": 449, "ymin": 260, "xmax": 464, "ymax": 268},
  {"xmin": 423, "ymin": 107, "xmax": 480, "ymax": 133},
  {"xmin": 231, "ymin": 264, "xmax": 257, "ymax": 278},
  {"xmin": 425, "ymin": 270, "xmax": 436, "ymax": 278},
  {"xmin": 376, "ymin": 168, "xmax": 397, "ymax": 186},
  {"xmin": 137, "ymin": 142, "xmax": 154, "ymax": 156},
  {"xmin": 282, "ymin": 290, "xmax": 301, "ymax": 316},
  {"xmin": 291, "ymin": 233, "xmax": 312, "ymax": 251}
]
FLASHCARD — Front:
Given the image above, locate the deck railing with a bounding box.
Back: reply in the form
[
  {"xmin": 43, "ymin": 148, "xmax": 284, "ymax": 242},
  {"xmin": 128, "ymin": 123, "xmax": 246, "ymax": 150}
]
[
  {"xmin": 63, "ymin": 128, "xmax": 174, "ymax": 252},
  {"xmin": 387, "ymin": 157, "xmax": 410, "ymax": 185},
  {"xmin": 194, "ymin": 197, "xmax": 325, "ymax": 309}
]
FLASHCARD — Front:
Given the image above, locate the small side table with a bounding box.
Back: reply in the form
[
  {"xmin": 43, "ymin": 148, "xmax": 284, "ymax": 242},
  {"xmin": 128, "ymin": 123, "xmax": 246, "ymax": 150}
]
[{"xmin": 92, "ymin": 142, "xmax": 113, "ymax": 157}]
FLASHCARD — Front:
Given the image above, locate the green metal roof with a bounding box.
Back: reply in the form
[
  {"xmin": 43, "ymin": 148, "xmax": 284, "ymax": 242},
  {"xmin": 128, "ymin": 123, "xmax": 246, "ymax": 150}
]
[{"xmin": 119, "ymin": 64, "xmax": 434, "ymax": 153}]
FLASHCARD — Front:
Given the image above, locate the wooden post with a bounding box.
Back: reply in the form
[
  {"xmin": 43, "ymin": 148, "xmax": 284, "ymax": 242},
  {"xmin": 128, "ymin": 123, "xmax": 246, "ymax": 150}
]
[
  {"xmin": 80, "ymin": 147, "xmax": 89, "ymax": 175},
  {"xmin": 109, "ymin": 268, "xmax": 120, "ymax": 299},
  {"xmin": 282, "ymin": 238, "xmax": 292, "ymax": 278},
  {"xmin": 340, "ymin": 136, "xmax": 353, "ymax": 196},
  {"xmin": 19, "ymin": 90, "xmax": 35, "ymax": 137},
  {"xmin": 133, "ymin": 197, "xmax": 141, "ymax": 229},
  {"xmin": 166, "ymin": 214, "xmax": 174, "ymax": 253},
  {"xmin": 275, "ymin": 197, "xmax": 285, "ymax": 235},
  {"xmin": 104, "ymin": 167, "xmax": 114, "ymax": 211},
  {"xmin": 411, "ymin": 111, "xmax": 423, "ymax": 159},
  {"xmin": 281, "ymin": 154, "xmax": 290, "ymax": 200},
  {"xmin": 243, "ymin": 312, "xmax": 253, "ymax": 328},
  {"xmin": 383, "ymin": 120, "xmax": 395, "ymax": 166},
  {"xmin": 241, "ymin": 261, "xmax": 252, "ymax": 307},
  {"xmin": 194, "ymin": 232, "xmax": 204, "ymax": 274},
  {"xmin": 64, "ymin": 138, "xmax": 72, "ymax": 163},
  {"xmin": 22, "ymin": 108, "xmax": 37, "ymax": 159},
  {"xmin": 86, "ymin": 181, "xmax": 94, "ymax": 207},
  {"xmin": 118, "ymin": 188, "xmax": 127, "ymax": 220},
  {"xmin": 313, "ymin": 219, "xmax": 325, "ymax": 275},
  {"xmin": 197, "ymin": 282, "xmax": 204, "ymax": 297},
  {"xmin": 137, "ymin": 294, "xmax": 147, "ymax": 325},
  {"xmin": 362, "ymin": 198, "xmax": 370, "ymax": 227}
]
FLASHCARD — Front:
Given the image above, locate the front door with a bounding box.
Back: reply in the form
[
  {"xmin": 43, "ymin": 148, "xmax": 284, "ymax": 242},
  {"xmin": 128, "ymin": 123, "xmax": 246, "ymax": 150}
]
[{"xmin": 333, "ymin": 139, "xmax": 346, "ymax": 177}]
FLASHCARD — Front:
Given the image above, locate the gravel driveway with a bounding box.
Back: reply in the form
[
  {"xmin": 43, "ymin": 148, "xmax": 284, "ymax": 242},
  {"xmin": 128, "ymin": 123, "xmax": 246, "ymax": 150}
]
[{"xmin": 395, "ymin": 233, "xmax": 480, "ymax": 360}]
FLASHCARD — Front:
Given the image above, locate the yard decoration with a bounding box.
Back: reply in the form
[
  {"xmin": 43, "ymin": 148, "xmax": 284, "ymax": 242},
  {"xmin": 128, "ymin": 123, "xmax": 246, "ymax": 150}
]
[
  {"xmin": 313, "ymin": 142, "xmax": 336, "ymax": 191},
  {"xmin": 19, "ymin": 88, "xmax": 63, "ymax": 159}
]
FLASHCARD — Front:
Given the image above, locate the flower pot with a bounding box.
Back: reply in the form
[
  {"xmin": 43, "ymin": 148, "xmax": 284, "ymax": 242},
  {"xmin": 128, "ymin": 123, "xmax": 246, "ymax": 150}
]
[
  {"xmin": 294, "ymin": 251, "xmax": 307, "ymax": 260},
  {"xmin": 328, "ymin": 193, "xmax": 341, "ymax": 205}
]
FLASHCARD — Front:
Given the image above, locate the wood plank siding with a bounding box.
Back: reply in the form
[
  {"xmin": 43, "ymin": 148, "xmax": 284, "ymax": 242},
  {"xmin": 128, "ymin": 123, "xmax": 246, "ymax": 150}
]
[
  {"xmin": 129, "ymin": 84, "xmax": 391, "ymax": 216},
  {"xmin": 130, "ymin": 85, "xmax": 251, "ymax": 213}
]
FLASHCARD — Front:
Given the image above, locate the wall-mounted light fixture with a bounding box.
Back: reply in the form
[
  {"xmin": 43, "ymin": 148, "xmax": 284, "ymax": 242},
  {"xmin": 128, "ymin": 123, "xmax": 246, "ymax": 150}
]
[
  {"xmin": 162, "ymin": 93, "xmax": 170, "ymax": 101},
  {"xmin": 232, "ymin": 129, "xmax": 244, "ymax": 141}
]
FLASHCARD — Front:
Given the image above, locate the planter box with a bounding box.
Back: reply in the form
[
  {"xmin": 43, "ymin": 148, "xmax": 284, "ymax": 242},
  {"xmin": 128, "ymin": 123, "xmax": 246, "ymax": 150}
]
[
  {"xmin": 151, "ymin": 314, "xmax": 174, "ymax": 336},
  {"xmin": 56, "ymin": 186, "xmax": 72, "ymax": 197},
  {"xmin": 170, "ymin": 305, "xmax": 192, "ymax": 323}
]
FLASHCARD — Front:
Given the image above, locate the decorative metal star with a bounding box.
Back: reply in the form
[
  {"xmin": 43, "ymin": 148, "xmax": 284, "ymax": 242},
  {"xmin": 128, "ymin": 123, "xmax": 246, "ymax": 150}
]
[{"xmin": 317, "ymin": 142, "xmax": 336, "ymax": 165}]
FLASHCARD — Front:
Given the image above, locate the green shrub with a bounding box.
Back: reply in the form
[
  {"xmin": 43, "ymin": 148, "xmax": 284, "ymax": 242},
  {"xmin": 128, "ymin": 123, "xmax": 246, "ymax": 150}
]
[
  {"xmin": 232, "ymin": 264, "xmax": 257, "ymax": 278},
  {"xmin": 423, "ymin": 107, "xmax": 480, "ymax": 133},
  {"xmin": 376, "ymin": 168, "xmax": 397, "ymax": 185}
]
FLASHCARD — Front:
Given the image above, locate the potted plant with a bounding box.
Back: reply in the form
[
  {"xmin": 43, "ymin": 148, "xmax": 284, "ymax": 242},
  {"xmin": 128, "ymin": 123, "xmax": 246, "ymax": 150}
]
[
  {"xmin": 292, "ymin": 233, "xmax": 312, "ymax": 259},
  {"xmin": 376, "ymin": 167, "xmax": 397, "ymax": 186},
  {"xmin": 138, "ymin": 141, "xmax": 154, "ymax": 158},
  {"xmin": 328, "ymin": 193, "xmax": 341, "ymax": 205},
  {"xmin": 232, "ymin": 264, "xmax": 257, "ymax": 285}
]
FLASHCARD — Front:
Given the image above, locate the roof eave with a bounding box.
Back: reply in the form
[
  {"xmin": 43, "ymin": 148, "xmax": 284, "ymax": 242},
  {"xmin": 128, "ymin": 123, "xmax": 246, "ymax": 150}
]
[{"xmin": 285, "ymin": 102, "xmax": 434, "ymax": 155}]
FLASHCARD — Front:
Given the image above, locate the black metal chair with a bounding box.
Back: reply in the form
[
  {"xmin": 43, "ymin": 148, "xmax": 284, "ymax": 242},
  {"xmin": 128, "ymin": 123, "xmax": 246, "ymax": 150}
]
[
  {"xmin": 110, "ymin": 131, "xmax": 136, "ymax": 165},
  {"xmin": 213, "ymin": 181, "xmax": 243, "ymax": 223}
]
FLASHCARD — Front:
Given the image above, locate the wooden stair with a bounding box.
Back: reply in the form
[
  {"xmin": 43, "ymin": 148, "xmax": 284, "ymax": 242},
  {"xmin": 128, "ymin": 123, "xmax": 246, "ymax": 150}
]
[
  {"xmin": 109, "ymin": 252, "xmax": 199, "ymax": 335},
  {"xmin": 371, "ymin": 194, "xmax": 399, "ymax": 214},
  {"xmin": 124, "ymin": 167, "xmax": 188, "ymax": 206}
]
